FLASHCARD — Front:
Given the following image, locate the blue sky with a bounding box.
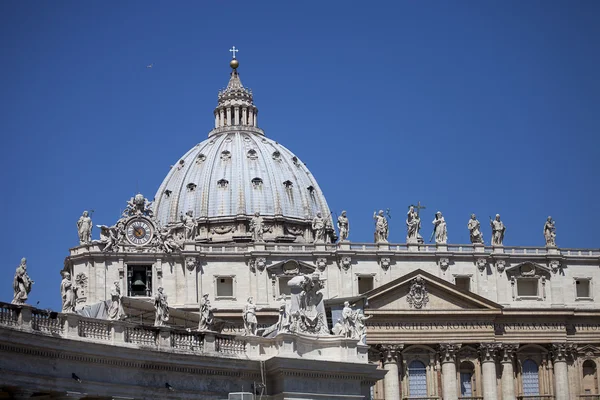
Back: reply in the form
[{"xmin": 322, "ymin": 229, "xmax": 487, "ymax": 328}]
[{"xmin": 1, "ymin": 1, "xmax": 598, "ymax": 310}]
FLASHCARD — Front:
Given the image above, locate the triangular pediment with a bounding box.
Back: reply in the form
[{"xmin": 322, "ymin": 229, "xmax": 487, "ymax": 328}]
[
  {"xmin": 266, "ymin": 259, "xmax": 316, "ymax": 277},
  {"xmin": 365, "ymin": 269, "xmax": 502, "ymax": 311}
]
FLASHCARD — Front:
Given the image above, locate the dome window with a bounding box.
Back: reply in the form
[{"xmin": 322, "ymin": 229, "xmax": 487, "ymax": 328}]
[
  {"xmin": 217, "ymin": 179, "xmax": 229, "ymax": 189},
  {"xmin": 220, "ymin": 150, "xmax": 231, "ymax": 161},
  {"xmin": 196, "ymin": 153, "xmax": 206, "ymax": 164},
  {"xmin": 177, "ymin": 159, "xmax": 185, "ymax": 170},
  {"xmin": 164, "ymin": 190, "xmax": 172, "ymax": 198},
  {"xmin": 283, "ymin": 180, "xmax": 293, "ymax": 189},
  {"xmin": 292, "ymin": 156, "xmax": 300, "ymax": 167},
  {"xmin": 272, "ymin": 151, "xmax": 281, "ymax": 161},
  {"xmin": 252, "ymin": 177, "xmax": 263, "ymax": 188},
  {"xmin": 186, "ymin": 183, "xmax": 197, "ymax": 192},
  {"xmin": 307, "ymin": 185, "xmax": 315, "ymax": 194},
  {"xmin": 247, "ymin": 149, "xmax": 258, "ymax": 160}
]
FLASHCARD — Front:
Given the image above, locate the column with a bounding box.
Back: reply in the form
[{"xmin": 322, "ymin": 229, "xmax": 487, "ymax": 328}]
[
  {"xmin": 479, "ymin": 343, "xmax": 499, "ymax": 400},
  {"xmin": 219, "ymin": 109, "xmax": 225, "ymax": 127},
  {"xmin": 552, "ymin": 344, "xmax": 572, "ymax": 400},
  {"xmin": 380, "ymin": 345, "xmax": 402, "ymax": 400},
  {"xmin": 248, "ymin": 109, "xmax": 254, "ymax": 126},
  {"xmin": 439, "ymin": 344, "xmax": 460, "ymax": 400},
  {"xmin": 214, "ymin": 112, "xmax": 219, "ymax": 128},
  {"xmin": 500, "ymin": 344, "xmax": 518, "ymax": 400},
  {"xmin": 234, "ymin": 106, "xmax": 239, "ymax": 125},
  {"xmin": 242, "ymin": 107, "xmax": 247, "ymax": 125},
  {"xmin": 254, "ymin": 110, "xmax": 258, "ymax": 127},
  {"xmin": 226, "ymin": 107, "xmax": 231, "ymax": 126}
]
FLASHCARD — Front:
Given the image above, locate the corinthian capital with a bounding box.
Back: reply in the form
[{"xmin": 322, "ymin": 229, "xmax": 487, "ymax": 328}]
[
  {"xmin": 551, "ymin": 343, "xmax": 576, "ymax": 362},
  {"xmin": 500, "ymin": 343, "xmax": 519, "ymax": 363},
  {"xmin": 439, "ymin": 343, "xmax": 461, "ymax": 363},
  {"xmin": 479, "ymin": 342, "xmax": 502, "ymax": 362},
  {"xmin": 377, "ymin": 344, "xmax": 403, "ymax": 364}
]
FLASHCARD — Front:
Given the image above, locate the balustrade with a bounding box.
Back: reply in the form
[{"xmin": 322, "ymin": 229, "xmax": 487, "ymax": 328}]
[
  {"xmin": 171, "ymin": 331, "xmax": 204, "ymax": 351},
  {"xmin": 125, "ymin": 326, "xmax": 158, "ymax": 346},
  {"xmin": 579, "ymin": 396, "xmax": 600, "ymax": 400},
  {"xmin": 516, "ymin": 396, "xmax": 555, "ymax": 400},
  {"xmin": 215, "ymin": 335, "xmax": 246, "ymax": 354},
  {"xmin": 78, "ymin": 319, "xmax": 110, "ymax": 341},
  {"xmin": 31, "ymin": 310, "xmax": 63, "ymax": 334},
  {"xmin": 0, "ymin": 304, "xmax": 18, "ymax": 326}
]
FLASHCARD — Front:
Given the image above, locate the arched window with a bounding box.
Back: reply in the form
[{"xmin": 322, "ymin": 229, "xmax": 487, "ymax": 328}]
[
  {"xmin": 522, "ymin": 359, "xmax": 540, "ymax": 395},
  {"xmin": 408, "ymin": 360, "xmax": 427, "ymax": 397},
  {"xmin": 459, "ymin": 361, "xmax": 475, "ymax": 397},
  {"xmin": 582, "ymin": 360, "xmax": 598, "ymax": 394}
]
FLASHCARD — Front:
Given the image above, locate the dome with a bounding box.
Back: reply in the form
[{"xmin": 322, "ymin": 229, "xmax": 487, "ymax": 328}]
[{"xmin": 153, "ymin": 57, "xmax": 333, "ymax": 243}]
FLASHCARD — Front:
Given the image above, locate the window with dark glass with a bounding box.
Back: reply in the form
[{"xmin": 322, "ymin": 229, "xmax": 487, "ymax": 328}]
[{"xmin": 127, "ymin": 265, "xmax": 152, "ymax": 297}]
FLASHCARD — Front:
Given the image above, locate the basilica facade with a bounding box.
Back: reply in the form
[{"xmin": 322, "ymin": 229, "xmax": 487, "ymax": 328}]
[{"xmin": 1, "ymin": 54, "xmax": 599, "ymax": 400}]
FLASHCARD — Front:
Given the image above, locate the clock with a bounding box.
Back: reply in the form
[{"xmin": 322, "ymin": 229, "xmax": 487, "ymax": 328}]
[{"xmin": 126, "ymin": 219, "xmax": 153, "ymax": 246}]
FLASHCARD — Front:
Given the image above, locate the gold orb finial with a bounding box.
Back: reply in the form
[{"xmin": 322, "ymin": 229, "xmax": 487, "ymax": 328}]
[{"xmin": 230, "ymin": 58, "xmax": 239, "ymax": 69}]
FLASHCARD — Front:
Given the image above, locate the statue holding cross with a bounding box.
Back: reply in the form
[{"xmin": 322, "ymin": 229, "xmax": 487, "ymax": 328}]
[{"xmin": 406, "ymin": 202, "xmax": 425, "ymax": 244}]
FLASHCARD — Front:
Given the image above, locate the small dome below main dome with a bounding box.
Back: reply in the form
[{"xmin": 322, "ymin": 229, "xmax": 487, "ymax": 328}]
[{"xmin": 153, "ymin": 55, "xmax": 334, "ymax": 243}]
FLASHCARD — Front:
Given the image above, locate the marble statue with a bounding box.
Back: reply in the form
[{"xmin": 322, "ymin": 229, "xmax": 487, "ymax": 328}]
[
  {"xmin": 431, "ymin": 211, "xmax": 447, "ymax": 244},
  {"xmin": 373, "ymin": 210, "xmax": 389, "ymax": 243},
  {"xmin": 332, "ymin": 319, "xmax": 345, "ymax": 336},
  {"xmin": 276, "ymin": 296, "xmax": 290, "ymax": 334},
  {"xmin": 312, "ymin": 212, "xmax": 326, "ymax": 243},
  {"xmin": 77, "ymin": 211, "xmax": 93, "ymax": 245},
  {"xmin": 198, "ymin": 294, "xmax": 215, "ymax": 331},
  {"xmin": 249, "ymin": 212, "xmax": 265, "ymax": 242},
  {"xmin": 242, "ymin": 297, "xmax": 258, "ymax": 336},
  {"xmin": 342, "ymin": 301, "xmax": 354, "ymax": 338},
  {"xmin": 12, "ymin": 258, "xmax": 33, "ymax": 305},
  {"xmin": 287, "ymin": 273, "xmax": 329, "ymax": 335},
  {"xmin": 354, "ymin": 309, "xmax": 372, "ymax": 345},
  {"xmin": 107, "ymin": 281, "xmax": 126, "ymax": 320},
  {"xmin": 123, "ymin": 193, "xmax": 153, "ymax": 218},
  {"xmin": 60, "ymin": 271, "xmax": 77, "ymax": 313},
  {"xmin": 544, "ymin": 216, "xmax": 556, "ymax": 247},
  {"xmin": 468, "ymin": 214, "xmax": 484, "ymax": 244},
  {"xmin": 337, "ymin": 211, "xmax": 349, "ymax": 242},
  {"xmin": 97, "ymin": 223, "xmax": 123, "ymax": 252},
  {"xmin": 182, "ymin": 210, "xmax": 198, "ymax": 241},
  {"xmin": 157, "ymin": 226, "xmax": 182, "ymax": 253},
  {"xmin": 490, "ymin": 214, "xmax": 506, "ymax": 246},
  {"xmin": 406, "ymin": 206, "xmax": 423, "ymax": 243},
  {"xmin": 153, "ymin": 287, "xmax": 169, "ymax": 326}
]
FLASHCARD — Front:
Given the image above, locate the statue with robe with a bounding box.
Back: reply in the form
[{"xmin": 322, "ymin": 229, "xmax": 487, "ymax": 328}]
[
  {"xmin": 198, "ymin": 294, "xmax": 215, "ymax": 331},
  {"xmin": 373, "ymin": 210, "xmax": 389, "ymax": 243},
  {"xmin": 60, "ymin": 271, "xmax": 77, "ymax": 313},
  {"xmin": 312, "ymin": 212, "xmax": 326, "ymax": 243},
  {"xmin": 431, "ymin": 211, "xmax": 447, "ymax": 244},
  {"xmin": 12, "ymin": 258, "xmax": 33, "ymax": 305},
  {"xmin": 107, "ymin": 281, "xmax": 126, "ymax": 320},
  {"xmin": 490, "ymin": 214, "xmax": 506, "ymax": 246},
  {"xmin": 406, "ymin": 206, "xmax": 422, "ymax": 243},
  {"xmin": 77, "ymin": 211, "xmax": 93, "ymax": 245},
  {"xmin": 153, "ymin": 287, "xmax": 169, "ymax": 326},
  {"xmin": 337, "ymin": 211, "xmax": 349, "ymax": 242},
  {"xmin": 467, "ymin": 214, "xmax": 484, "ymax": 244},
  {"xmin": 543, "ymin": 216, "xmax": 556, "ymax": 247},
  {"xmin": 181, "ymin": 210, "xmax": 198, "ymax": 240},
  {"xmin": 242, "ymin": 297, "xmax": 258, "ymax": 336},
  {"xmin": 249, "ymin": 212, "xmax": 265, "ymax": 242}
]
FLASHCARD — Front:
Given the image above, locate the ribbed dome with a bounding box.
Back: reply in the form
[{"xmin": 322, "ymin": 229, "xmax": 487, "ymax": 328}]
[
  {"xmin": 153, "ymin": 127, "xmax": 331, "ymax": 225},
  {"xmin": 152, "ymin": 56, "xmax": 333, "ymax": 243}
]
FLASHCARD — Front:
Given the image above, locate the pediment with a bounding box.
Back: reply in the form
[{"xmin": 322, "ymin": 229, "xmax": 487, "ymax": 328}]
[
  {"xmin": 505, "ymin": 262, "xmax": 551, "ymax": 278},
  {"xmin": 365, "ymin": 269, "xmax": 502, "ymax": 311},
  {"xmin": 266, "ymin": 259, "xmax": 315, "ymax": 277}
]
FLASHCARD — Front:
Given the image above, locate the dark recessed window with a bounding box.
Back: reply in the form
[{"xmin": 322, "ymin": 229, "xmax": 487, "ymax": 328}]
[
  {"xmin": 218, "ymin": 179, "xmax": 229, "ymax": 189},
  {"xmin": 187, "ymin": 183, "xmax": 197, "ymax": 192},
  {"xmin": 283, "ymin": 180, "xmax": 293, "ymax": 189},
  {"xmin": 252, "ymin": 177, "xmax": 263, "ymax": 188},
  {"xmin": 164, "ymin": 189, "xmax": 172, "ymax": 198}
]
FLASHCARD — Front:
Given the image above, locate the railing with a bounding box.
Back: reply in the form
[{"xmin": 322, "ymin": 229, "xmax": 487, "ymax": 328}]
[
  {"xmin": 125, "ymin": 326, "xmax": 158, "ymax": 346},
  {"xmin": 579, "ymin": 395, "xmax": 600, "ymax": 400},
  {"xmin": 0, "ymin": 303, "xmax": 18, "ymax": 326},
  {"xmin": 517, "ymin": 396, "xmax": 555, "ymax": 400},
  {"xmin": 459, "ymin": 397, "xmax": 483, "ymax": 400},
  {"xmin": 172, "ymin": 331, "xmax": 204, "ymax": 351},
  {"xmin": 215, "ymin": 335, "xmax": 246, "ymax": 354},
  {"xmin": 402, "ymin": 397, "xmax": 440, "ymax": 400},
  {"xmin": 78, "ymin": 319, "xmax": 110, "ymax": 341},
  {"xmin": 31, "ymin": 310, "xmax": 63, "ymax": 334}
]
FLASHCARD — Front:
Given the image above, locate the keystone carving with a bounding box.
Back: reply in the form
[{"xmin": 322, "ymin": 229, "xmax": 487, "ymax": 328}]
[
  {"xmin": 496, "ymin": 259, "xmax": 506, "ymax": 273},
  {"xmin": 475, "ymin": 258, "xmax": 487, "ymax": 273},
  {"xmin": 315, "ymin": 257, "xmax": 327, "ymax": 272},
  {"xmin": 379, "ymin": 257, "xmax": 391, "ymax": 271},
  {"xmin": 338, "ymin": 256, "xmax": 352, "ymax": 271},
  {"xmin": 438, "ymin": 257, "xmax": 450, "ymax": 272},
  {"xmin": 185, "ymin": 257, "xmax": 198, "ymax": 272},
  {"xmin": 549, "ymin": 260, "xmax": 560, "ymax": 274},
  {"xmin": 249, "ymin": 257, "xmax": 267, "ymax": 273}
]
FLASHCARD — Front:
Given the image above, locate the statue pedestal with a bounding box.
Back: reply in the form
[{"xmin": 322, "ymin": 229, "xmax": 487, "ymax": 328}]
[
  {"xmin": 377, "ymin": 243, "xmax": 389, "ymax": 251},
  {"xmin": 183, "ymin": 241, "xmax": 195, "ymax": 251},
  {"xmin": 492, "ymin": 245, "xmax": 504, "ymax": 254},
  {"xmin": 407, "ymin": 238, "xmax": 419, "ymax": 252},
  {"xmin": 436, "ymin": 244, "xmax": 448, "ymax": 252},
  {"xmin": 474, "ymin": 243, "xmax": 486, "ymax": 253},
  {"xmin": 546, "ymin": 246, "xmax": 560, "ymax": 255},
  {"xmin": 315, "ymin": 243, "xmax": 326, "ymax": 252},
  {"xmin": 338, "ymin": 241, "xmax": 351, "ymax": 250},
  {"xmin": 252, "ymin": 243, "xmax": 266, "ymax": 252}
]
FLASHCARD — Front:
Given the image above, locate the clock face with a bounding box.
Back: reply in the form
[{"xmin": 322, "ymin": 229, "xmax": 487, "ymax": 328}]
[{"xmin": 126, "ymin": 219, "xmax": 153, "ymax": 246}]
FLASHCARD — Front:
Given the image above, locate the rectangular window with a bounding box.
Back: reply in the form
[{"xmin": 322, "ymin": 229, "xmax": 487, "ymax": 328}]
[
  {"xmin": 216, "ymin": 277, "xmax": 234, "ymax": 298},
  {"xmin": 576, "ymin": 279, "xmax": 591, "ymax": 298},
  {"xmin": 127, "ymin": 265, "xmax": 152, "ymax": 297},
  {"xmin": 279, "ymin": 277, "xmax": 292, "ymax": 296},
  {"xmin": 358, "ymin": 276, "xmax": 374, "ymax": 294},
  {"xmin": 455, "ymin": 277, "xmax": 471, "ymax": 292},
  {"xmin": 517, "ymin": 279, "xmax": 538, "ymax": 297}
]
